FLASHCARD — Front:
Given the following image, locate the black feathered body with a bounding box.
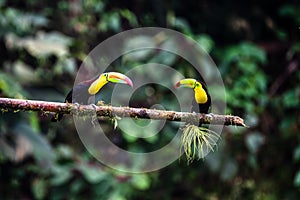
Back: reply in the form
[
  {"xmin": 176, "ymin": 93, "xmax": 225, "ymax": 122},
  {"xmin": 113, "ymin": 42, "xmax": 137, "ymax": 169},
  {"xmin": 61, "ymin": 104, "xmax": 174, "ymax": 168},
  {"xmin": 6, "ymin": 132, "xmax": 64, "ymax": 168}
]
[{"xmin": 52, "ymin": 77, "xmax": 98, "ymax": 121}]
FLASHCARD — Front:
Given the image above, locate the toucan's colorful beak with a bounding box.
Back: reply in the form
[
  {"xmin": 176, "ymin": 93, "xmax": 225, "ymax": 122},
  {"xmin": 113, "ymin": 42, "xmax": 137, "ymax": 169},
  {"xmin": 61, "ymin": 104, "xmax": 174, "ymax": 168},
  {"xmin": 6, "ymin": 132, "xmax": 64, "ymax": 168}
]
[
  {"xmin": 174, "ymin": 78, "xmax": 197, "ymax": 89},
  {"xmin": 88, "ymin": 72, "xmax": 133, "ymax": 95},
  {"xmin": 107, "ymin": 72, "xmax": 133, "ymax": 87}
]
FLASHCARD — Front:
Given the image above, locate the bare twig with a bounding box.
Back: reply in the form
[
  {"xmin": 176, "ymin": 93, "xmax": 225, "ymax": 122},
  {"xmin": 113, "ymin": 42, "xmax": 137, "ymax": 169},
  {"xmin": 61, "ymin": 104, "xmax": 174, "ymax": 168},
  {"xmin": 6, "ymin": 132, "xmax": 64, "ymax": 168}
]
[
  {"xmin": 268, "ymin": 60, "xmax": 298, "ymax": 97},
  {"xmin": 0, "ymin": 97, "xmax": 246, "ymax": 127}
]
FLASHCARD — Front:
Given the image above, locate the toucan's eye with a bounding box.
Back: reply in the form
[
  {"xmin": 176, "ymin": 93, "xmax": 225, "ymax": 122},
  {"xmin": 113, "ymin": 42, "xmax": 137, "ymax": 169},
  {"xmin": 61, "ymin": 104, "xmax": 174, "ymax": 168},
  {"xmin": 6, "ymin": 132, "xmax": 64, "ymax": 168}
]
[
  {"xmin": 195, "ymin": 83, "xmax": 199, "ymax": 87},
  {"xmin": 103, "ymin": 73, "xmax": 109, "ymax": 81}
]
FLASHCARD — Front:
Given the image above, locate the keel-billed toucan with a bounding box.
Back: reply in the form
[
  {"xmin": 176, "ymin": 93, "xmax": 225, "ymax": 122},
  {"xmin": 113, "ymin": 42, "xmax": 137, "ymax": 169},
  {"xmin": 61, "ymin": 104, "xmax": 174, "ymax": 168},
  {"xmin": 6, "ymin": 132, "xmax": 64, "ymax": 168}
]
[
  {"xmin": 175, "ymin": 78, "xmax": 211, "ymax": 115},
  {"xmin": 52, "ymin": 72, "xmax": 133, "ymax": 121}
]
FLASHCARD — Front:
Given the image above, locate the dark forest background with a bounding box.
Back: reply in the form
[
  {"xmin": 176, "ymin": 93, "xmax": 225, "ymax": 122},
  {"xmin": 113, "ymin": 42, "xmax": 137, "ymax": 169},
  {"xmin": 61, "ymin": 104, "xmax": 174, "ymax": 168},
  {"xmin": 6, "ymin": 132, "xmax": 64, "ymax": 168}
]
[{"xmin": 1, "ymin": 0, "xmax": 300, "ymax": 199}]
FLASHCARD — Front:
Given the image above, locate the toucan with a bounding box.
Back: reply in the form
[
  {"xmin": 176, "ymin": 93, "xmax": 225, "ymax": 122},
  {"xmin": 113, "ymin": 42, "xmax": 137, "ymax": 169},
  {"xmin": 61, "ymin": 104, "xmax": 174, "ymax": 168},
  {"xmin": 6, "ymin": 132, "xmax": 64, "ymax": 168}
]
[
  {"xmin": 175, "ymin": 78, "xmax": 211, "ymax": 124},
  {"xmin": 52, "ymin": 72, "xmax": 133, "ymax": 121}
]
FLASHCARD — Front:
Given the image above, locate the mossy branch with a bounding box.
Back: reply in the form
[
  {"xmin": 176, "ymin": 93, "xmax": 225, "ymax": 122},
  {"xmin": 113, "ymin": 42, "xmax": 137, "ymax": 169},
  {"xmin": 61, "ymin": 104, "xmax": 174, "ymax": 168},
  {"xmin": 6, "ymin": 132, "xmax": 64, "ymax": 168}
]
[{"xmin": 0, "ymin": 97, "xmax": 246, "ymax": 127}]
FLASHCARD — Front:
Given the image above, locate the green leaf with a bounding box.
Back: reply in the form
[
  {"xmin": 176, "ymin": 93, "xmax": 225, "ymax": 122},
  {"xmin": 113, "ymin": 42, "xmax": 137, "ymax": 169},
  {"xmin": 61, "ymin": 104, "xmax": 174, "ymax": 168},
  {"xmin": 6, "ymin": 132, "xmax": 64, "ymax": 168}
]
[
  {"xmin": 0, "ymin": 0, "xmax": 5, "ymax": 7},
  {"xmin": 220, "ymin": 159, "xmax": 238, "ymax": 181},
  {"xmin": 98, "ymin": 11, "xmax": 121, "ymax": 32},
  {"xmin": 276, "ymin": 29, "xmax": 288, "ymax": 40},
  {"xmin": 222, "ymin": 42, "xmax": 266, "ymax": 67},
  {"xmin": 108, "ymin": 12, "xmax": 121, "ymax": 32},
  {"xmin": 173, "ymin": 17, "xmax": 191, "ymax": 33},
  {"xmin": 54, "ymin": 58, "xmax": 76, "ymax": 76},
  {"xmin": 29, "ymin": 112, "xmax": 40, "ymax": 133},
  {"xmin": 239, "ymin": 61, "xmax": 256, "ymax": 73},
  {"xmin": 120, "ymin": 9, "xmax": 138, "ymax": 27},
  {"xmin": 0, "ymin": 73, "xmax": 24, "ymax": 98},
  {"xmin": 279, "ymin": 5, "xmax": 296, "ymax": 17},
  {"xmin": 244, "ymin": 113, "xmax": 259, "ymax": 127},
  {"xmin": 51, "ymin": 166, "xmax": 72, "ymax": 186},
  {"xmin": 13, "ymin": 123, "xmax": 56, "ymax": 169},
  {"xmin": 0, "ymin": 8, "xmax": 48, "ymax": 36},
  {"xmin": 78, "ymin": 163, "xmax": 107, "ymax": 183},
  {"xmin": 245, "ymin": 132, "xmax": 265, "ymax": 153},
  {"xmin": 119, "ymin": 119, "xmax": 160, "ymax": 144},
  {"xmin": 70, "ymin": 179, "xmax": 85, "ymax": 195},
  {"xmin": 122, "ymin": 132, "xmax": 138, "ymax": 143},
  {"xmin": 131, "ymin": 174, "xmax": 151, "ymax": 190},
  {"xmin": 283, "ymin": 90, "xmax": 299, "ymax": 108},
  {"xmin": 279, "ymin": 116, "xmax": 295, "ymax": 138},
  {"xmin": 294, "ymin": 170, "xmax": 300, "ymax": 187},
  {"xmin": 240, "ymin": 42, "xmax": 266, "ymax": 64},
  {"xmin": 294, "ymin": 146, "xmax": 300, "ymax": 162},
  {"xmin": 32, "ymin": 178, "xmax": 47, "ymax": 200},
  {"xmin": 108, "ymin": 192, "xmax": 127, "ymax": 200},
  {"xmin": 149, "ymin": 48, "xmax": 177, "ymax": 66},
  {"xmin": 56, "ymin": 145, "xmax": 74, "ymax": 159},
  {"xmin": 255, "ymin": 72, "xmax": 268, "ymax": 91},
  {"xmin": 84, "ymin": 0, "xmax": 105, "ymax": 12},
  {"xmin": 122, "ymin": 36, "xmax": 155, "ymax": 61},
  {"xmin": 194, "ymin": 34, "xmax": 215, "ymax": 53},
  {"xmin": 5, "ymin": 31, "xmax": 72, "ymax": 57}
]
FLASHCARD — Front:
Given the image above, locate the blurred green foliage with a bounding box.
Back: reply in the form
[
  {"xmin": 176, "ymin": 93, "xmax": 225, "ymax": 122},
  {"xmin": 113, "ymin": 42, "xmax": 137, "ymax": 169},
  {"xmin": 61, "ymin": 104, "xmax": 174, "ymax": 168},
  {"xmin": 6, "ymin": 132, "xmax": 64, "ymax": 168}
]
[{"xmin": 1, "ymin": 0, "xmax": 300, "ymax": 199}]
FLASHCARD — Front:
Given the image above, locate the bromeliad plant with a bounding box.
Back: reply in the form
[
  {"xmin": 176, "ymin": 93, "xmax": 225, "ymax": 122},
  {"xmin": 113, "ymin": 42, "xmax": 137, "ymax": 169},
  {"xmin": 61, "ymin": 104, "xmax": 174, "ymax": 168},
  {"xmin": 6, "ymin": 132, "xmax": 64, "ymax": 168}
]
[{"xmin": 181, "ymin": 124, "xmax": 220, "ymax": 163}]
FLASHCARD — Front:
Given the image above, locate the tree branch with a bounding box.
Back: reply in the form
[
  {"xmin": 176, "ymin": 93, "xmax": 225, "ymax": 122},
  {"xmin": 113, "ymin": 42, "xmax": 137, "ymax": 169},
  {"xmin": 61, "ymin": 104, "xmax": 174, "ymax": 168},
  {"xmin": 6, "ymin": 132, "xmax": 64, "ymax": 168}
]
[{"xmin": 0, "ymin": 97, "xmax": 246, "ymax": 127}]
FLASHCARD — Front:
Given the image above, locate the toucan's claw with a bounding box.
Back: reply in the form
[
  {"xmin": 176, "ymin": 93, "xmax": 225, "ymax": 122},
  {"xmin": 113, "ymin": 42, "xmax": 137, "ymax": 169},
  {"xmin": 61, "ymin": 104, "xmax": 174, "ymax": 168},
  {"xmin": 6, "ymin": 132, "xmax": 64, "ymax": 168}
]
[
  {"xmin": 112, "ymin": 118, "xmax": 118, "ymax": 130},
  {"xmin": 90, "ymin": 104, "xmax": 98, "ymax": 127},
  {"xmin": 111, "ymin": 116, "xmax": 121, "ymax": 130},
  {"xmin": 74, "ymin": 102, "xmax": 81, "ymax": 110},
  {"xmin": 207, "ymin": 113, "xmax": 214, "ymax": 119},
  {"xmin": 91, "ymin": 116, "xmax": 98, "ymax": 127},
  {"xmin": 91, "ymin": 104, "xmax": 98, "ymax": 111},
  {"xmin": 70, "ymin": 102, "xmax": 81, "ymax": 116}
]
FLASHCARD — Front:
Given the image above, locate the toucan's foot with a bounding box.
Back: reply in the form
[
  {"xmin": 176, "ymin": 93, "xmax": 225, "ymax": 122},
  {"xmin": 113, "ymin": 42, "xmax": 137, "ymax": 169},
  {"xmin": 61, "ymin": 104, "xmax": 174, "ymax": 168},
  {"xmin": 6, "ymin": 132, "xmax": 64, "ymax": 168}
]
[
  {"xmin": 91, "ymin": 116, "xmax": 98, "ymax": 127},
  {"xmin": 71, "ymin": 102, "xmax": 81, "ymax": 116},
  {"xmin": 111, "ymin": 116, "xmax": 121, "ymax": 130},
  {"xmin": 208, "ymin": 113, "xmax": 214, "ymax": 116},
  {"xmin": 74, "ymin": 102, "xmax": 81, "ymax": 109},
  {"xmin": 90, "ymin": 104, "xmax": 98, "ymax": 127},
  {"xmin": 91, "ymin": 104, "xmax": 98, "ymax": 111},
  {"xmin": 207, "ymin": 113, "xmax": 215, "ymax": 120}
]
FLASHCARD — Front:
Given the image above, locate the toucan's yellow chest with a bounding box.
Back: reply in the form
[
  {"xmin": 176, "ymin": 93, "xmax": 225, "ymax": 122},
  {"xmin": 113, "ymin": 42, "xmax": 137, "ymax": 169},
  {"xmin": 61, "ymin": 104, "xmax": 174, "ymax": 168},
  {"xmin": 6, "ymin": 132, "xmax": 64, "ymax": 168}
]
[{"xmin": 194, "ymin": 87, "xmax": 208, "ymax": 104}]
